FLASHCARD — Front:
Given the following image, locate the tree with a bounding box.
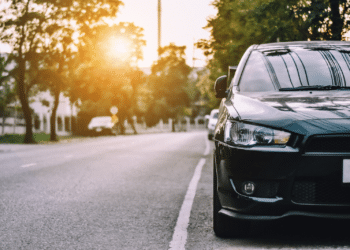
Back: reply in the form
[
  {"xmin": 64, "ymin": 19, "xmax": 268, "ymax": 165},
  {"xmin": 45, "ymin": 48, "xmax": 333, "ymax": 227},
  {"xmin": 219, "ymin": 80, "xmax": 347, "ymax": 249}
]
[
  {"xmin": 195, "ymin": 68, "xmax": 220, "ymax": 112},
  {"xmin": 298, "ymin": 0, "xmax": 350, "ymax": 40},
  {"xmin": 0, "ymin": 0, "xmax": 122, "ymax": 143},
  {"xmin": 197, "ymin": 0, "xmax": 305, "ymax": 76},
  {"xmin": 70, "ymin": 23, "xmax": 146, "ymax": 135},
  {"xmin": 198, "ymin": 0, "xmax": 350, "ymax": 78},
  {"xmin": 146, "ymin": 43, "xmax": 191, "ymax": 131},
  {"xmin": 0, "ymin": 56, "xmax": 16, "ymax": 135}
]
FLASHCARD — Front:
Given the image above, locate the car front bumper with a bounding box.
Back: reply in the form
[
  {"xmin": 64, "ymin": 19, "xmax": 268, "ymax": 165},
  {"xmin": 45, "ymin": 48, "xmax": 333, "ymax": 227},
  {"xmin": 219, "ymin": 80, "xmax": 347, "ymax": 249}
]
[
  {"xmin": 215, "ymin": 141, "xmax": 350, "ymax": 220},
  {"xmin": 89, "ymin": 127, "xmax": 114, "ymax": 135},
  {"xmin": 219, "ymin": 208, "xmax": 350, "ymax": 220}
]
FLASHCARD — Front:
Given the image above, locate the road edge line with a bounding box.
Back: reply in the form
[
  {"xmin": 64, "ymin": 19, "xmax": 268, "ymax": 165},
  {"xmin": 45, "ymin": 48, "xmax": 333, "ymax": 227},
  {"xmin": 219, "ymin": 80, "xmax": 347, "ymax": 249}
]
[
  {"xmin": 20, "ymin": 163, "xmax": 37, "ymax": 168},
  {"xmin": 168, "ymin": 158, "xmax": 206, "ymax": 250},
  {"xmin": 203, "ymin": 137, "xmax": 210, "ymax": 156}
]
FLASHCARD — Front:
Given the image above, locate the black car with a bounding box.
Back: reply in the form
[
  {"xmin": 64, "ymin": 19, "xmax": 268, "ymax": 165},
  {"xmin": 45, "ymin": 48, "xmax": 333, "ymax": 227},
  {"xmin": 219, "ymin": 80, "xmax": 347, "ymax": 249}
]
[{"xmin": 213, "ymin": 41, "xmax": 350, "ymax": 237}]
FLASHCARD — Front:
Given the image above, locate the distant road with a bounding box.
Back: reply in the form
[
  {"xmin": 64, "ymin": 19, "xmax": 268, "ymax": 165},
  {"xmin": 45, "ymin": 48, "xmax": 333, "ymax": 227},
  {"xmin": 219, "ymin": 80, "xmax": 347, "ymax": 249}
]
[{"xmin": 0, "ymin": 131, "xmax": 349, "ymax": 249}]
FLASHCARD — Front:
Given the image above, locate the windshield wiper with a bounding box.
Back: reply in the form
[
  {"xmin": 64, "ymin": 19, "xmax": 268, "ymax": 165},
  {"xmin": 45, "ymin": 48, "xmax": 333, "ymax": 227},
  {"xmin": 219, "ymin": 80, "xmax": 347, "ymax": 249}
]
[{"xmin": 279, "ymin": 85, "xmax": 350, "ymax": 91}]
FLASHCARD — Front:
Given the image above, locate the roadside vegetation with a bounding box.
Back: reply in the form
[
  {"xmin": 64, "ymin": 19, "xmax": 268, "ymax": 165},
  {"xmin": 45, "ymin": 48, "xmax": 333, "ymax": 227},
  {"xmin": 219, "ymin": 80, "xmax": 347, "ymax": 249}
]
[
  {"xmin": 0, "ymin": 133, "xmax": 83, "ymax": 144},
  {"xmin": 1, "ymin": 0, "xmax": 350, "ymax": 144}
]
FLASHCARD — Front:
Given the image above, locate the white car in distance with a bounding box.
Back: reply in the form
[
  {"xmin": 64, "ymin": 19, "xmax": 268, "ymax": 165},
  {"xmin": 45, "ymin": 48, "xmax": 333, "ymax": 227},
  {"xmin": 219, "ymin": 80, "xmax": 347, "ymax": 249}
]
[
  {"xmin": 88, "ymin": 116, "xmax": 117, "ymax": 136},
  {"xmin": 207, "ymin": 109, "xmax": 219, "ymax": 140}
]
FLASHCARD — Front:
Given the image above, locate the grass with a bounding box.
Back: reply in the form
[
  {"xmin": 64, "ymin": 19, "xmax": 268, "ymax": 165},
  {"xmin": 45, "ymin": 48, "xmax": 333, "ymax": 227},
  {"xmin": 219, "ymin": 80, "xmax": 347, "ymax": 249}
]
[{"xmin": 0, "ymin": 133, "xmax": 83, "ymax": 144}]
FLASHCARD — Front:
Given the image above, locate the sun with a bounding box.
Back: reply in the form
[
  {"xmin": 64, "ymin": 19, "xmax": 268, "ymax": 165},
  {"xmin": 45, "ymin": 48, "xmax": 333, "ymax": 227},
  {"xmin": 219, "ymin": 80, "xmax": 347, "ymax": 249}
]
[{"xmin": 105, "ymin": 36, "xmax": 132, "ymax": 62}]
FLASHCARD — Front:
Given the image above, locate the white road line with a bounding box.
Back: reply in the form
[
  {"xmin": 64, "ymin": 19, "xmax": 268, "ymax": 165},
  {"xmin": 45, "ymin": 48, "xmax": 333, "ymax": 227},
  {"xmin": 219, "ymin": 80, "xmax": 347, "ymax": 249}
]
[
  {"xmin": 20, "ymin": 163, "xmax": 37, "ymax": 168},
  {"xmin": 204, "ymin": 137, "xmax": 210, "ymax": 156},
  {"xmin": 169, "ymin": 158, "xmax": 206, "ymax": 250}
]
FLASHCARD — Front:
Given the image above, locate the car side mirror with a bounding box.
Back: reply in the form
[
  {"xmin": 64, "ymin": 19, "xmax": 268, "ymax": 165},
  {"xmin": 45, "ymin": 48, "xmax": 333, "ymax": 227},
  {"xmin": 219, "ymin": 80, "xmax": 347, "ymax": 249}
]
[{"xmin": 214, "ymin": 75, "xmax": 228, "ymax": 98}]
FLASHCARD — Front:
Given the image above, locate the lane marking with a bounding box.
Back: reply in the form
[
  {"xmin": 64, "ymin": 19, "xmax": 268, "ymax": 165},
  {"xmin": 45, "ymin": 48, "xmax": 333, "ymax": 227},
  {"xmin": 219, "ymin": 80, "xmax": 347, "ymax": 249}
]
[
  {"xmin": 203, "ymin": 137, "xmax": 210, "ymax": 156},
  {"xmin": 21, "ymin": 163, "xmax": 37, "ymax": 168},
  {"xmin": 169, "ymin": 158, "xmax": 206, "ymax": 250}
]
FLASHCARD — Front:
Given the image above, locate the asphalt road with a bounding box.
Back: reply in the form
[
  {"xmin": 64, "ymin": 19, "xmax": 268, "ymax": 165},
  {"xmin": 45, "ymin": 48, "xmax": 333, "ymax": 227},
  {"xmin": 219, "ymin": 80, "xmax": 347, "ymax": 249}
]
[{"xmin": 0, "ymin": 131, "xmax": 350, "ymax": 250}]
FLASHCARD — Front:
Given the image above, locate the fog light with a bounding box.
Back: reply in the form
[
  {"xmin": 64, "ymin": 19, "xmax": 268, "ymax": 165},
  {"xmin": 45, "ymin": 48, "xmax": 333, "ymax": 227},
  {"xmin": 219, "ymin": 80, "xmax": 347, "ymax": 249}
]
[{"xmin": 242, "ymin": 181, "xmax": 255, "ymax": 195}]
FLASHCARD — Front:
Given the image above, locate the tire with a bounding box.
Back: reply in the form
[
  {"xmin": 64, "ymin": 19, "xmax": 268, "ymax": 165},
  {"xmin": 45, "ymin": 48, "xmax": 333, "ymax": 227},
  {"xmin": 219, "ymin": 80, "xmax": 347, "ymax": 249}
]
[{"xmin": 213, "ymin": 160, "xmax": 250, "ymax": 238}]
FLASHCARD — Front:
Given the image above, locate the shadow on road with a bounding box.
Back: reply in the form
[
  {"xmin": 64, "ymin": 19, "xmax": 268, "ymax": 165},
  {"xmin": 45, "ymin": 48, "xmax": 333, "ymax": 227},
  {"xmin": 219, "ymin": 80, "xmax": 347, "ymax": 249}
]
[{"xmin": 221, "ymin": 217, "xmax": 350, "ymax": 248}]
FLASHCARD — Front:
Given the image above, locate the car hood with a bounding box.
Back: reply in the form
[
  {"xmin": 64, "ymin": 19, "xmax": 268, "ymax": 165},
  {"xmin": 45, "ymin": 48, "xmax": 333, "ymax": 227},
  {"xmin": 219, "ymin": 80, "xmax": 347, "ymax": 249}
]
[{"xmin": 232, "ymin": 90, "xmax": 350, "ymax": 135}]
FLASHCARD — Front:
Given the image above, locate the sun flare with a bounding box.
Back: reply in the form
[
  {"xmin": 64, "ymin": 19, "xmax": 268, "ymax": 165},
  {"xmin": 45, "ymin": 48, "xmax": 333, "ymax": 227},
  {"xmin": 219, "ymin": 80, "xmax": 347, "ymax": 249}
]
[{"xmin": 106, "ymin": 36, "xmax": 132, "ymax": 62}]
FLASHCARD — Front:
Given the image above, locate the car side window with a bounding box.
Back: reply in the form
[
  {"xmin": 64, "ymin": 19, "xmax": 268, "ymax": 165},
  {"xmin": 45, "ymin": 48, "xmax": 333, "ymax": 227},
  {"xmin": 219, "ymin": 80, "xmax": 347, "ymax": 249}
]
[{"xmin": 239, "ymin": 51, "xmax": 275, "ymax": 92}]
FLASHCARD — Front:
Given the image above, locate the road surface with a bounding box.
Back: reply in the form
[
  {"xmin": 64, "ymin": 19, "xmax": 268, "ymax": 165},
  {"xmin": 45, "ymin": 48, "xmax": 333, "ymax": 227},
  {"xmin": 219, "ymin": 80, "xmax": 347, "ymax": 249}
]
[{"xmin": 0, "ymin": 131, "xmax": 349, "ymax": 249}]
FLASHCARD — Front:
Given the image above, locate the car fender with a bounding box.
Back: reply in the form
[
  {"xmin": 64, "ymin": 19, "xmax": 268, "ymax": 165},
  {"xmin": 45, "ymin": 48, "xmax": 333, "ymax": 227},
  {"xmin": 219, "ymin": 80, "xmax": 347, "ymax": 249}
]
[{"xmin": 214, "ymin": 98, "xmax": 239, "ymax": 142}]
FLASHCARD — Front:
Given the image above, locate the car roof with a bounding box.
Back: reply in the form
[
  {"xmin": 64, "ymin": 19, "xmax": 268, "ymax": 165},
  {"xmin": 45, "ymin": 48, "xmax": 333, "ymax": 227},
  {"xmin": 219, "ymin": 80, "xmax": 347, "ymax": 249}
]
[
  {"xmin": 91, "ymin": 116, "xmax": 111, "ymax": 121},
  {"xmin": 253, "ymin": 41, "xmax": 350, "ymax": 51}
]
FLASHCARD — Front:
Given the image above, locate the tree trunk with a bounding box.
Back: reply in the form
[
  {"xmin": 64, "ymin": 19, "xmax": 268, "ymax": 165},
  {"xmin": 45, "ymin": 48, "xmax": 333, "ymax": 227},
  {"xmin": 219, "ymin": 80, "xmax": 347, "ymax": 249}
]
[
  {"xmin": 172, "ymin": 118, "xmax": 176, "ymax": 132},
  {"xmin": 50, "ymin": 91, "xmax": 60, "ymax": 141},
  {"xmin": 129, "ymin": 73, "xmax": 140, "ymax": 134},
  {"xmin": 119, "ymin": 115, "xmax": 125, "ymax": 135},
  {"xmin": 17, "ymin": 58, "xmax": 35, "ymax": 144},
  {"xmin": 1, "ymin": 109, "xmax": 5, "ymax": 135},
  {"xmin": 127, "ymin": 116, "xmax": 137, "ymax": 134},
  {"xmin": 70, "ymin": 101, "xmax": 74, "ymax": 135},
  {"xmin": 329, "ymin": 0, "xmax": 343, "ymax": 40}
]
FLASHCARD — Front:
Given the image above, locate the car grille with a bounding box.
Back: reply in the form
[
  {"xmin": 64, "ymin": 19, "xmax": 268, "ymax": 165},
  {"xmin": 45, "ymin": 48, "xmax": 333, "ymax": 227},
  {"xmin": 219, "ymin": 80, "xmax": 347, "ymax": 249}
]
[
  {"xmin": 292, "ymin": 177, "xmax": 350, "ymax": 205},
  {"xmin": 304, "ymin": 135, "xmax": 350, "ymax": 153}
]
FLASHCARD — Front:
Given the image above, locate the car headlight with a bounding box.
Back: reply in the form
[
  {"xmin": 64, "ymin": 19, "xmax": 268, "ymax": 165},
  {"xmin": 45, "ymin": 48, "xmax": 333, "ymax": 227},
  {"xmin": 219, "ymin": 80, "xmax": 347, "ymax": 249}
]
[{"xmin": 224, "ymin": 121, "xmax": 291, "ymax": 146}]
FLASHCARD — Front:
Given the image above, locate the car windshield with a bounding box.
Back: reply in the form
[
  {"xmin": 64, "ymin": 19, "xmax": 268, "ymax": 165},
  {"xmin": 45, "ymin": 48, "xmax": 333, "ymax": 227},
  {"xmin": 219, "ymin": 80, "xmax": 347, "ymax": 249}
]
[{"xmin": 239, "ymin": 47, "xmax": 350, "ymax": 92}]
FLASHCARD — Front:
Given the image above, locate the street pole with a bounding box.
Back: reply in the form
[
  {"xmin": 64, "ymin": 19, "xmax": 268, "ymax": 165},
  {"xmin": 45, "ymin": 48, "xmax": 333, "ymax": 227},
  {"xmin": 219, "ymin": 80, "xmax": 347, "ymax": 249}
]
[
  {"xmin": 158, "ymin": 0, "xmax": 161, "ymax": 57},
  {"xmin": 192, "ymin": 38, "xmax": 195, "ymax": 68}
]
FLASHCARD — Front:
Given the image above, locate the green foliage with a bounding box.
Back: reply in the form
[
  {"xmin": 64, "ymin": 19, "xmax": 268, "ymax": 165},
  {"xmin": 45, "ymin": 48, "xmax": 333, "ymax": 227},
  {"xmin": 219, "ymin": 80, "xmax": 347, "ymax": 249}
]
[
  {"xmin": 0, "ymin": 133, "xmax": 79, "ymax": 144},
  {"xmin": 199, "ymin": 0, "xmax": 350, "ymax": 98},
  {"xmin": 0, "ymin": 134, "xmax": 28, "ymax": 144},
  {"xmin": 195, "ymin": 68, "xmax": 220, "ymax": 111},
  {"xmin": 0, "ymin": 56, "xmax": 15, "ymax": 119},
  {"xmin": 298, "ymin": 0, "xmax": 350, "ymax": 40},
  {"xmin": 145, "ymin": 43, "xmax": 191, "ymax": 127},
  {"xmin": 199, "ymin": 0, "xmax": 304, "ymax": 75}
]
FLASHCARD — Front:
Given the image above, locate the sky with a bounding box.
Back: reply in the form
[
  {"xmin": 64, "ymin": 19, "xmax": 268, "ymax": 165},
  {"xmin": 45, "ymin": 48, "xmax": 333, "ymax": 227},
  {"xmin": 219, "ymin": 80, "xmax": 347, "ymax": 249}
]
[
  {"xmin": 0, "ymin": 0, "xmax": 217, "ymax": 68},
  {"xmin": 115, "ymin": 0, "xmax": 217, "ymax": 68}
]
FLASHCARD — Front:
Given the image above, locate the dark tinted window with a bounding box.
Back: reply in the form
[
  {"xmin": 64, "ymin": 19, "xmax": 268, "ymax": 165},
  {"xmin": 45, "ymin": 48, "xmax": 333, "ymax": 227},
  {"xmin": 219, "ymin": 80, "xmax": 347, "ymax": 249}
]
[
  {"xmin": 293, "ymin": 49, "xmax": 333, "ymax": 86},
  {"xmin": 239, "ymin": 51, "xmax": 275, "ymax": 92},
  {"xmin": 239, "ymin": 47, "xmax": 350, "ymax": 92}
]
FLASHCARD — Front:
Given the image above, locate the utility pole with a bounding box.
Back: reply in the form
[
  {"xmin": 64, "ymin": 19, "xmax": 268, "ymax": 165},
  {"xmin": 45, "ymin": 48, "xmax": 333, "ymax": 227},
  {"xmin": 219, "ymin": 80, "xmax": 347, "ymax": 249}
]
[
  {"xmin": 192, "ymin": 38, "xmax": 196, "ymax": 68},
  {"xmin": 158, "ymin": 0, "xmax": 161, "ymax": 56}
]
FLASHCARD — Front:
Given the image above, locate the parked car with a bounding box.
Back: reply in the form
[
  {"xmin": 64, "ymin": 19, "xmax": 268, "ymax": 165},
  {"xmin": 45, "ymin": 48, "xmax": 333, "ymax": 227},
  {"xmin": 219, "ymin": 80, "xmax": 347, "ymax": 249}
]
[
  {"xmin": 213, "ymin": 41, "xmax": 350, "ymax": 238},
  {"xmin": 87, "ymin": 116, "xmax": 117, "ymax": 136},
  {"xmin": 207, "ymin": 109, "xmax": 219, "ymax": 140}
]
